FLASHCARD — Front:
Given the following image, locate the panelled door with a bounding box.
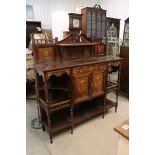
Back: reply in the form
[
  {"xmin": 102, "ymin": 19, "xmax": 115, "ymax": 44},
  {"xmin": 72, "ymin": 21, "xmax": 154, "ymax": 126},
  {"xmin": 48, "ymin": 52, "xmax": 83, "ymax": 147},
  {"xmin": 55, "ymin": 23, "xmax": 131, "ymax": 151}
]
[
  {"xmin": 91, "ymin": 64, "xmax": 107, "ymax": 97},
  {"xmin": 73, "ymin": 63, "xmax": 108, "ymax": 103},
  {"xmin": 92, "ymin": 72, "xmax": 104, "ymax": 96},
  {"xmin": 74, "ymin": 75, "xmax": 90, "ymax": 103}
]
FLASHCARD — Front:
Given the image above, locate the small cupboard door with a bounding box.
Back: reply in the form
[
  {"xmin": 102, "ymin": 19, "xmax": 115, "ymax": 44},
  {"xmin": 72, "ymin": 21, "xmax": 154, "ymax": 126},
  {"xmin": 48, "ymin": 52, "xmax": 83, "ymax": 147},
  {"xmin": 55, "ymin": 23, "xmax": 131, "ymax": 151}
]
[
  {"xmin": 91, "ymin": 72, "xmax": 106, "ymax": 97},
  {"xmin": 74, "ymin": 75, "xmax": 90, "ymax": 103}
]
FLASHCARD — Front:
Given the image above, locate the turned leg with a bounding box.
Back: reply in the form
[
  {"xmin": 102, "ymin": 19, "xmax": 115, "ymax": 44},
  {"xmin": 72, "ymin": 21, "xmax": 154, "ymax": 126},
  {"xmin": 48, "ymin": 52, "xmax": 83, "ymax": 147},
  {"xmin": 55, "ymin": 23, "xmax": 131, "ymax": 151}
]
[
  {"xmin": 44, "ymin": 79, "xmax": 53, "ymax": 143},
  {"xmin": 115, "ymin": 65, "xmax": 121, "ymax": 112},
  {"xmin": 42, "ymin": 125, "xmax": 46, "ymax": 132},
  {"xmin": 71, "ymin": 105, "xmax": 74, "ymax": 134},
  {"xmin": 38, "ymin": 105, "xmax": 45, "ymax": 132},
  {"xmin": 115, "ymin": 90, "xmax": 119, "ymax": 112},
  {"xmin": 47, "ymin": 114, "xmax": 53, "ymax": 143},
  {"xmin": 103, "ymin": 95, "xmax": 106, "ymax": 119}
]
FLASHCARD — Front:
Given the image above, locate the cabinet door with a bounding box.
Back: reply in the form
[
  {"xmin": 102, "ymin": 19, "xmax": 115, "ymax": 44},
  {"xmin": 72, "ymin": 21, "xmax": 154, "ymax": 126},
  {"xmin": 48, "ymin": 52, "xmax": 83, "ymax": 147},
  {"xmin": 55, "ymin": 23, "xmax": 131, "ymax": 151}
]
[
  {"xmin": 74, "ymin": 75, "xmax": 90, "ymax": 103},
  {"xmin": 91, "ymin": 72, "xmax": 106, "ymax": 97}
]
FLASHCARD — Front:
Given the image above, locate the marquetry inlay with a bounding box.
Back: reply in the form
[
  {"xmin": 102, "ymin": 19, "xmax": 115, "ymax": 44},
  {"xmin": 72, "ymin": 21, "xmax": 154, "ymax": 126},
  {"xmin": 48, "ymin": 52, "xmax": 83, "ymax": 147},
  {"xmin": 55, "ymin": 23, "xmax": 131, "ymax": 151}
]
[
  {"xmin": 92, "ymin": 73, "xmax": 104, "ymax": 95},
  {"xmin": 75, "ymin": 76, "xmax": 89, "ymax": 99}
]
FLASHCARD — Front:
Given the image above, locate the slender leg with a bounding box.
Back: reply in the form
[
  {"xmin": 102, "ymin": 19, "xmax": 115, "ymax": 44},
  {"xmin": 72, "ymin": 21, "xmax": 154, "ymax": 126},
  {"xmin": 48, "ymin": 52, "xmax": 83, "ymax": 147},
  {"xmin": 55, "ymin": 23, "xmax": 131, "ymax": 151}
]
[
  {"xmin": 115, "ymin": 90, "xmax": 119, "ymax": 112},
  {"xmin": 103, "ymin": 68, "xmax": 108, "ymax": 118},
  {"xmin": 47, "ymin": 114, "xmax": 53, "ymax": 143},
  {"xmin": 39, "ymin": 105, "xmax": 45, "ymax": 132},
  {"xmin": 103, "ymin": 95, "xmax": 106, "ymax": 119},
  {"xmin": 115, "ymin": 65, "xmax": 121, "ymax": 112},
  {"xmin": 44, "ymin": 80, "xmax": 53, "ymax": 143},
  {"xmin": 42, "ymin": 124, "xmax": 45, "ymax": 132},
  {"xmin": 70, "ymin": 74, "xmax": 75, "ymax": 134},
  {"xmin": 71, "ymin": 105, "xmax": 73, "ymax": 134}
]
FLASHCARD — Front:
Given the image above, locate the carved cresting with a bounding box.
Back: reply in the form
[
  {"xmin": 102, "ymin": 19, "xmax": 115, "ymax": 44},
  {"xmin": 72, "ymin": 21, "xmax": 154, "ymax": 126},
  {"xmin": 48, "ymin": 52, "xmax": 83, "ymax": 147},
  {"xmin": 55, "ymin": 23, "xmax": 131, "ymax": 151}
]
[{"xmin": 58, "ymin": 33, "xmax": 92, "ymax": 44}]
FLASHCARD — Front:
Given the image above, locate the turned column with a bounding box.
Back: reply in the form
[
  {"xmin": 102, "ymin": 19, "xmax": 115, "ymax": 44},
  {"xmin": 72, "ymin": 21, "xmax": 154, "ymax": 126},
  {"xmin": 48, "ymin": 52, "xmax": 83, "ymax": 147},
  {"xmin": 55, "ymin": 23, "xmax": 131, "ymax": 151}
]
[
  {"xmin": 44, "ymin": 78, "xmax": 53, "ymax": 143},
  {"xmin": 115, "ymin": 64, "xmax": 121, "ymax": 112},
  {"xmin": 103, "ymin": 67, "xmax": 108, "ymax": 118}
]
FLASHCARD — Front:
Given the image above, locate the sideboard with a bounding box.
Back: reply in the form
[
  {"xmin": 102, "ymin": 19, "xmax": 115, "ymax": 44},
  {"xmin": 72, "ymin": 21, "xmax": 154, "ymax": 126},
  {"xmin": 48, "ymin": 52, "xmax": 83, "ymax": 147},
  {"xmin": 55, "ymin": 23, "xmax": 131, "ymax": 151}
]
[{"xmin": 33, "ymin": 33, "xmax": 122, "ymax": 143}]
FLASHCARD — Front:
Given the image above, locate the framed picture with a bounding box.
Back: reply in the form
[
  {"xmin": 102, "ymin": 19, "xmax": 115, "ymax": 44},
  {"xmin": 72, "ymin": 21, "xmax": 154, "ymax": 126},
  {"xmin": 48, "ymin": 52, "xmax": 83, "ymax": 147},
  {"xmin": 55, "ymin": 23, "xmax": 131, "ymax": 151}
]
[{"xmin": 26, "ymin": 5, "xmax": 34, "ymax": 20}]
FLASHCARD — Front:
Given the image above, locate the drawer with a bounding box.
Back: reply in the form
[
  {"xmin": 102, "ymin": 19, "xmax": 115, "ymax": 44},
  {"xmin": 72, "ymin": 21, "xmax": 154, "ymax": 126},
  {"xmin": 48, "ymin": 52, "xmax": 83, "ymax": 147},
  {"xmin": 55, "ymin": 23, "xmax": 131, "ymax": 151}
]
[
  {"xmin": 73, "ymin": 64, "xmax": 107, "ymax": 76},
  {"xmin": 46, "ymin": 69, "xmax": 70, "ymax": 79},
  {"xmin": 73, "ymin": 65, "xmax": 93, "ymax": 76}
]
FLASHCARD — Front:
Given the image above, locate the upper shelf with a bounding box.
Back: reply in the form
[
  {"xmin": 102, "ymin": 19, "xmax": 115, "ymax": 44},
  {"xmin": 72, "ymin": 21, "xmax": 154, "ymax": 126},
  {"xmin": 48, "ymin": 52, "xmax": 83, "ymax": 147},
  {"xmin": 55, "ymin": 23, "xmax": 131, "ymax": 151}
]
[{"xmin": 57, "ymin": 42, "xmax": 98, "ymax": 47}]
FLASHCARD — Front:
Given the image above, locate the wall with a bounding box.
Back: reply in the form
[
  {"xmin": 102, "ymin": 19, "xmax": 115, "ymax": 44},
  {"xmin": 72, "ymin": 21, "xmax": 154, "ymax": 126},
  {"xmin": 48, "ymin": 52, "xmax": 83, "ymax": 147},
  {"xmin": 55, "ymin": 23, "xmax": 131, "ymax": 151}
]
[
  {"xmin": 26, "ymin": 0, "xmax": 129, "ymax": 40},
  {"xmin": 26, "ymin": 0, "xmax": 99, "ymax": 40}
]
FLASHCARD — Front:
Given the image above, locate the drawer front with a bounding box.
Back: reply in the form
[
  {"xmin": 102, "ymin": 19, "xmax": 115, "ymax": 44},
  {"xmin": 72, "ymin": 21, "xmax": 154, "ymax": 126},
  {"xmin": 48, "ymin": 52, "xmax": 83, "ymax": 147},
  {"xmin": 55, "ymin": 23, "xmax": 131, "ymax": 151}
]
[
  {"xmin": 73, "ymin": 64, "xmax": 107, "ymax": 76},
  {"xmin": 73, "ymin": 65, "xmax": 93, "ymax": 76}
]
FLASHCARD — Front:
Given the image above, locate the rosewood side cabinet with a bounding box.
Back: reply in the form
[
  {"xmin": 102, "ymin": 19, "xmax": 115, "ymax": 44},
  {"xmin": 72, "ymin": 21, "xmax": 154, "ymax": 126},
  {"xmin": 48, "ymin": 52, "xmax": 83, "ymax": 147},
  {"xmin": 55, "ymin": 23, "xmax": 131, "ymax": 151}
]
[{"xmin": 33, "ymin": 34, "xmax": 122, "ymax": 143}]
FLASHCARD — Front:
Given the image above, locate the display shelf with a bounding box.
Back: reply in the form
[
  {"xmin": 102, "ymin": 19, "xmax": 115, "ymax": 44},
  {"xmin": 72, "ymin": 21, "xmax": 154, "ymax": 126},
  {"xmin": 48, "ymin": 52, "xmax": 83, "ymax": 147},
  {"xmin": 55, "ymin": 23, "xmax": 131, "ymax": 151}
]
[
  {"xmin": 43, "ymin": 109, "xmax": 71, "ymax": 133},
  {"xmin": 105, "ymin": 98, "xmax": 116, "ymax": 110},
  {"xmin": 74, "ymin": 105, "xmax": 103, "ymax": 125},
  {"xmin": 38, "ymin": 86, "xmax": 69, "ymax": 92},
  {"xmin": 40, "ymin": 94, "xmax": 118, "ymax": 137},
  {"xmin": 107, "ymin": 81, "xmax": 119, "ymax": 93},
  {"xmin": 39, "ymin": 89, "xmax": 70, "ymax": 102},
  {"xmin": 73, "ymin": 98, "xmax": 104, "ymax": 124},
  {"xmin": 57, "ymin": 43, "xmax": 98, "ymax": 47}
]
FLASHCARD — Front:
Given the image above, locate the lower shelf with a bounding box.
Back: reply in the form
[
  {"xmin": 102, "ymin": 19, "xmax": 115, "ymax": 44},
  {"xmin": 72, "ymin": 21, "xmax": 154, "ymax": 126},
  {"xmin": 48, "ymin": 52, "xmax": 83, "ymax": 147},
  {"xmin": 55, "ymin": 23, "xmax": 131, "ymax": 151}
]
[
  {"xmin": 106, "ymin": 98, "xmax": 117, "ymax": 109},
  {"xmin": 41, "ymin": 98, "xmax": 117, "ymax": 134},
  {"xmin": 43, "ymin": 108, "xmax": 71, "ymax": 133},
  {"xmin": 73, "ymin": 99, "xmax": 104, "ymax": 125}
]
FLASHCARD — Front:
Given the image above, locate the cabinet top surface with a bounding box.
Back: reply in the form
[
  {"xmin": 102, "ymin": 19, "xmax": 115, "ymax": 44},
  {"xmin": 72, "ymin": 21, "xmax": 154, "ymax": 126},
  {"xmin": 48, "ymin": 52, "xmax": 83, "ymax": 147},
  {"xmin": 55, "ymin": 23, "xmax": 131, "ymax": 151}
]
[{"xmin": 34, "ymin": 55, "xmax": 122, "ymax": 72}]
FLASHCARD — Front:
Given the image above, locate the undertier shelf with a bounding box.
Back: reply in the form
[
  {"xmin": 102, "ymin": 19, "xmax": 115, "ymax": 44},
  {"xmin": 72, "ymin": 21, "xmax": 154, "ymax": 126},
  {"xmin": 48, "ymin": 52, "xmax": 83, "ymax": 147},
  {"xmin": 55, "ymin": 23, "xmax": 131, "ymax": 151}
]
[
  {"xmin": 106, "ymin": 98, "xmax": 117, "ymax": 109},
  {"xmin": 41, "ymin": 98, "xmax": 117, "ymax": 133},
  {"xmin": 107, "ymin": 81, "xmax": 119, "ymax": 92},
  {"xmin": 73, "ymin": 99, "xmax": 104, "ymax": 125},
  {"xmin": 43, "ymin": 108, "xmax": 71, "ymax": 133}
]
